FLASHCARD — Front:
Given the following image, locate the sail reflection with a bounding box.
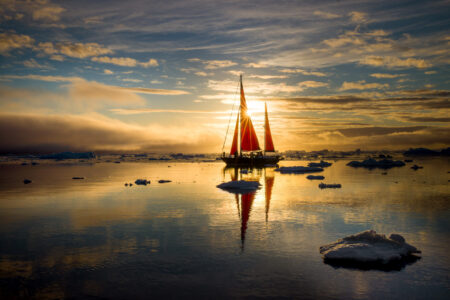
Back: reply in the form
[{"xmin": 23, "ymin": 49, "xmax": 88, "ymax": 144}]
[{"xmin": 224, "ymin": 167, "xmax": 275, "ymax": 250}]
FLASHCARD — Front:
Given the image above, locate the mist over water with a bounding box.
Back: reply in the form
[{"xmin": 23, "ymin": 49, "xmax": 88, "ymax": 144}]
[{"xmin": 0, "ymin": 158, "xmax": 449, "ymax": 299}]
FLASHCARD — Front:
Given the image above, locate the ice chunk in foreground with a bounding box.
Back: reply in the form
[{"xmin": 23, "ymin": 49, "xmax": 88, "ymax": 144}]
[
  {"xmin": 275, "ymin": 166, "xmax": 323, "ymax": 174},
  {"xmin": 217, "ymin": 180, "xmax": 261, "ymax": 193},
  {"xmin": 135, "ymin": 179, "xmax": 150, "ymax": 185},
  {"xmin": 320, "ymin": 230, "xmax": 420, "ymax": 264}
]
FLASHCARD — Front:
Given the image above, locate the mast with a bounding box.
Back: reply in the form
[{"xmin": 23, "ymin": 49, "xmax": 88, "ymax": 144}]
[{"xmin": 239, "ymin": 74, "xmax": 242, "ymax": 156}]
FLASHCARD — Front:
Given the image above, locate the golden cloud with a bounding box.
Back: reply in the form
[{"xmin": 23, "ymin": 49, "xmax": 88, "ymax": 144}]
[
  {"xmin": 339, "ymin": 80, "xmax": 389, "ymax": 91},
  {"xmin": 92, "ymin": 56, "xmax": 159, "ymax": 68},
  {"xmin": 360, "ymin": 56, "xmax": 432, "ymax": 69},
  {"xmin": 0, "ymin": 32, "xmax": 34, "ymax": 54},
  {"xmin": 37, "ymin": 41, "xmax": 112, "ymax": 58}
]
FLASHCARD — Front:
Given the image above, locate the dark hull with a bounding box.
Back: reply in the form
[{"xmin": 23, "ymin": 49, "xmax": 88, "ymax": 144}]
[{"xmin": 221, "ymin": 155, "xmax": 282, "ymax": 167}]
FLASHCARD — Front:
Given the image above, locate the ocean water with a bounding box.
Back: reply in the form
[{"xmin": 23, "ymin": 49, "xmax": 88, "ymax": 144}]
[{"xmin": 0, "ymin": 158, "xmax": 449, "ymax": 299}]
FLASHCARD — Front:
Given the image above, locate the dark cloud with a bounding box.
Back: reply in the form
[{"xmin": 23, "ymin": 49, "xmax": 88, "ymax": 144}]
[
  {"xmin": 336, "ymin": 126, "xmax": 428, "ymax": 137},
  {"xmin": 404, "ymin": 117, "xmax": 450, "ymax": 122}
]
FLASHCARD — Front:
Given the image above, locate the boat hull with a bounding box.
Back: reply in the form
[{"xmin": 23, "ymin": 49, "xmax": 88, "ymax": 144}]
[{"xmin": 221, "ymin": 155, "xmax": 282, "ymax": 167}]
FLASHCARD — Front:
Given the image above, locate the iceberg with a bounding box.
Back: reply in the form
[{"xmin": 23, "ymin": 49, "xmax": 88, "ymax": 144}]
[
  {"xmin": 347, "ymin": 158, "xmax": 405, "ymax": 169},
  {"xmin": 318, "ymin": 183, "xmax": 341, "ymax": 189},
  {"xmin": 411, "ymin": 164, "xmax": 423, "ymax": 170},
  {"xmin": 308, "ymin": 160, "xmax": 332, "ymax": 168},
  {"xmin": 307, "ymin": 175, "xmax": 325, "ymax": 180},
  {"xmin": 217, "ymin": 180, "xmax": 261, "ymax": 193},
  {"xmin": 158, "ymin": 180, "xmax": 172, "ymax": 183},
  {"xmin": 320, "ymin": 230, "xmax": 421, "ymax": 269},
  {"xmin": 135, "ymin": 179, "xmax": 150, "ymax": 185},
  {"xmin": 275, "ymin": 166, "xmax": 323, "ymax": 174},
  {"xmin": 23, "ymin": 179, "xmax": 32, "ymax": 184}
]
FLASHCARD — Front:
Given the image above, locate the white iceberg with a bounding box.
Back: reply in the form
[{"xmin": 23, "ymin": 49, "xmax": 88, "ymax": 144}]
[
  {"xmin": 217, "ymin": 180, "xmax": 261, "ymax": 193},
  {"xmin": 320, "ymin": 230, "xmax": 420, "ymax": 264},
  {"xmin": 275, "ymin": 166, "xmax": 323, "ymax": 174}
]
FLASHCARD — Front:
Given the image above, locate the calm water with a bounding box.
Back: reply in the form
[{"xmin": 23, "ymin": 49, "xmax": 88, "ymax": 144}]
[{"xmin": 0, "ymin": 158, "xmax": 449, "ymax": 299}]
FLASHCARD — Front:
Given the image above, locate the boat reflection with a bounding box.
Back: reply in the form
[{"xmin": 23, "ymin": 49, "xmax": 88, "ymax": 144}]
[{"xmin": 223, "ymin": 167, "xmax": 275, "ymax": 251}]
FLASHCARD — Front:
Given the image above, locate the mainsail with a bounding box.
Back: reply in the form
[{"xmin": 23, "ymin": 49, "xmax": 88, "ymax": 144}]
[
  {"xmin": 230, "ymin": 75, "xmax": 261, "ymax": 155},
  {"xmin": 264, "ymin": 102, "xmax": 275, "ymax": 152}
]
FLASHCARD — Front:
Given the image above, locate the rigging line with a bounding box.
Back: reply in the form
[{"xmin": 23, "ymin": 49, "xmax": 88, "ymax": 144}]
[{"xmin": 221, "ymin": 81, "xmax": 240, "ymax": 153}]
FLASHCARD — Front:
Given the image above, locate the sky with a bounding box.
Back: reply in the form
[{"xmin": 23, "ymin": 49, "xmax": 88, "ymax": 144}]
[{"xmin": 0, "ymin": 0, "xmax": 449, "ymax": 153}]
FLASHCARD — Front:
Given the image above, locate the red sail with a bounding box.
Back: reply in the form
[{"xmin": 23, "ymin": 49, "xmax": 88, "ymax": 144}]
[
  {"xmin": 264, "ymin": 102, "xmax": 275, "ymax": 152},
  {"xmin": 229, "ymin": 112, "xmax": 239, "ymax": 155},
  {"xmin": 240, "ymin": 78, "xmax": 260, "ymax": 152}
]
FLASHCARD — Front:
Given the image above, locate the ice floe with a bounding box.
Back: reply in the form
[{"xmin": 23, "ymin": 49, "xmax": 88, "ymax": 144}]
[
  {"xmin": 158, "ymin": 180, "xmax": 172, "ymax": 183},
  {"xmin": 307, "ymin": 175, "xmax": 325, "ymax": 180},
  {"xmin": 275, "ymin": 166, "xmax": 323, "ymax": 174},
  {"xmin": 308, "ymin": 160, "xmax": 332, "ymax": 168},
  {"xmin": 319, "ymin": 183, "xmax": 341, "ymax": 189},
  {"xmin": 135, "ymin": 179, "xmax": 150, "ymax": 185},
  {"xmin": 23, "ymin": 179, "xmax": 32, "ymax": 184},
  {"xmin": 320, "ymin": 230, "xmax": 421, "ymax": 267},
  {"xmin": 411, "ymin": 164, "xmax": 423, "ymax": 170},
  {"xmin": 72, "ymin": 177, "xmax": 85, "ymax": 180},
  {"xmin": 347, "ymin": 158, "xmax": 405, "ymax": 169},
  {"xmin": 217, "ymin": 180, "xmax": 261, "ymax": 193}
]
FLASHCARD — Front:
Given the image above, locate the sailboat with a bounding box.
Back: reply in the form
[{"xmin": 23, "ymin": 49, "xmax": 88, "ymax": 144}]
[{"xmin": 221, "ymin": 75, "xmax": 283, "ymax": 167}]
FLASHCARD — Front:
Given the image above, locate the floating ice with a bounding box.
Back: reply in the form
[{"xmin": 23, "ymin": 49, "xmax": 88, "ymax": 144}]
[
  {"xmin": 158, "ymin": 180, "xmax": 172, "ymax": 183},
  {"xmin": 308, "ymin": 160, "xmax": 332, "ymax": 168},
  {"xmin": 72, "ymin": 177, "xmax": 85, "ymax": 180},
  {"xmin": 135, "ymin": 179, "xmax": 150, "ymax": 185},
  {"xmin": 411, "ymin": 164, "xmax": 423, "ymax": 170},
  {"xmin": 347, "ymin": 158, "xmax": 405, "ymax": 169},
  {"xmin": 217, "ymin": 180, "xmax": 261, "ymax": 193},
  {"xmin": 320, "ymin": 230, "xmax": 420, "ymax": 264},
  {"xmin": 275, "ymin": 166, "xmax": 323, "ymax": 174},
  {"xmin": 319, "ymin": 183, "xmax": 341, "ymax": 189},
  {"xmin": 307, "ymin": 175, "xmax": 325, "ymax": 180},
  {"xmin": 23, "ymin": 179, "xmax": 32, "ymax": 184}
]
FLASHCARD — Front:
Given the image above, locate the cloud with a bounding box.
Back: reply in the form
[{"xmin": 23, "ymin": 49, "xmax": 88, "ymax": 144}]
[
  {"xmin": 104, "ymin": 69, "xmax": 114, "ymax": 75},
  {"xmin": 349, "ymin": 11, "xmax": 368, "ymax": 23},
  {"xmin": 313, "ymin": 11, "xmax": 340, "ymax": 19},
  {"xmin": 140, "ymin": 58, "xmax": 159, "ymax": 67},
  {"xmin": 339, "ymin": 80, "xmax": 389, "ymax": 91},
  {"xmin": 0, "ymin": 32, "xmax": 34, "ymax": 54},
  {"xmin": 248, "ymin": 75, "xmax": 287, "ymax": 79},
  {"xmin": 23, "ymin": 58, "xmax": 50, "ymax": 69},
  {"xmin": 37, "ymin": 42, "xmax": 112, "ymax": 58},
  {"xmin": 425, "ymin": 71, "xmax": 437, "ymax": 75},
  {"xmin": 92, "ymin": 56, "xmax": 159, "ymax": 67},
  {"xmin": 92, "ymin": 56, "xmax": 138, "ymax": 67},
  {"xmin": 298, "ymin": 81, "xmax": 328, "ymax": 88},
  {"xmin": 121, "ymin": 78, "xmax": 143, "ymax": 83},
  {"xmin": 279, "ymin": 69, "xmax": 326, "ymax": 77},
  {"xmin": 244, "ymin": 62, "xmax": 268, "ymax": 68},
  {"xmin": 109, "ymin": 108, "xmax": 224, "ymax": 115},
  {"xmin": 195, "ymin": 71, "xmax": 208, "ymax": 76},
  {"xmin": 336, "ymin": 126, "xmax": 428, "ymax": 137},
  {"xmin": 188, "ymin": 58, "xmax": 236, "ymax": 69},
  {"xmin": 0, "ymin": 112, "xmax": 222, "ymax": 154},
  {"xmin": 32, "ymin": 5, "xmax": 65, "ymax": 22},
  {"xmin": 360, "ymin": 56, "xmax": 432, "ymax": 69},
  {"xmin": 403, "ymin": 116, "xmax": 450, "ymax": 122},
  {"xmin": 370, "ymin": 73, "xmax": 404, "ymax": 79}
]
